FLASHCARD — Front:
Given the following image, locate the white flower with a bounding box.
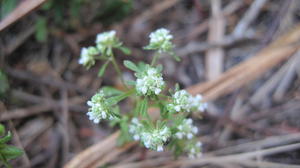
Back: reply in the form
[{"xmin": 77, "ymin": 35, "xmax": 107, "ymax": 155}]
[
  {"xmin": 140, "ymin": 126, "xmax": 171, "ymax": 151},
  {"xmin": 175, "ymin": 118, "xmax": 198, "ymax": 140},
  {"xmin": 96, "ymin": 30, "xmax": 116, "ymax": 45},
  {"xmin": 86, "ymin": 91, "xmax": 114, "ymax": 124},
  {"xmin": 168, "ymin": 90, "xmax": 207, "ymax": 113},
  {"xmin": 95, "ymin": 30, "xmax": 122, "ymax": 57},
  {"xmin": 187, "ymin": 141, "xmax": 203, "ymax": 159},
  {"xmin": 188, "ymin": 94, "xmax": 207, "ymax": 112},
  {"xmin": 145, "ymin": 28, "xmax": 174, "ymax": 53},
  {"xmin": 136, "ymin": 67, "xmax": 165, "ymax": 96},
  {"xmin": 129, "ymin": 118, "xmax": 143, "ymax": 141},
  {"xmin": 79, "ymin": 47, "xmax": 98, "ymax": 68}
]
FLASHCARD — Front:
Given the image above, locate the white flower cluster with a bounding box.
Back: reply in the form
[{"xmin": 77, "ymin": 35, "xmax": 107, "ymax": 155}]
[
  {"xmin": 175, "ymin": 118, "xmax": 198, "ymax": 139},
  {"xmin": 87, "ymin": 91, "xmax": 114, "ymax": 124},
  {"xmin": 168, "ymin": 90, "xmax": 207, "ymax": 113},
  {"xmin": 79, "ymin": 30, "xmax": 122, "ymax": 68},
  {"xmin": 129, "ymin": 118, "xmax": 143, "ymax": 141},
  {"xmin": 187, "ymin": 141, "xmax": 203, "ymax": 159},
  {"xmin": 145, "ymin": 28, "xmax": 174, "ymax": 53},
  {"xmin": 96, "ymin": 30, "xmax": 117, "ymax": 48},
  {"xmin": 129, "ymin": 118, "xmax": 171, "ymax": 151},
  {"xmin": 136, "ymin": 67, "xmax": 165, "ymax": 96},
  {"xmin": 141, "ymin": 126, "xmax": 171, "ymax": 151},
  {"xmin": 78, "ymin": 47, "xmax": 99, "ymax": 68}
]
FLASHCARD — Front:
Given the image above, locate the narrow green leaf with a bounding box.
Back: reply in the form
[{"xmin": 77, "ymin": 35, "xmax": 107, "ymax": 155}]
[
  {"xmin": 107, "ymin": 88, "xmax": 135, "ymax": 106},
  {"xmin": 119, "ymin": 46, "xmax": 131, "ymax": 55},
  {"xmin": 0, "ymin": 132, "xmax": 12, "ymax": 144},
  {"xmin": 0, "ymin": 0, "xmax": 17, "ymax": 19},
  {"xmin": 0, "ymin": 124, "xmax": 4, "ymax": 136},
  {"xmin": 123, "ymin": 60, "xmax": 139, "ymax": 72},
  {"xmin": 98, "ymin": 61, "xmax": 110, "ymax": 77},
  {"xmin": 125, "ymin": 80, "xmax": 136, "ymax": 86},
  {"xmin": 140, "ymin": 98, "xmax": 149, "ymax": 119},
  {"xmin": 0, "ymin": 70, "xmax": 9, "ymax": 96},
  {"xmin": 0, "ymin": 145, "xmax": 23, "ymax": 160},
  {"xmin": 35, "ymin": 17, "xmax": 48, "ymax": 42},
  {"xmin": 156, "ymin": 64, "xmax": 163, "ymax": 72},
  {"xmin": 102, "ymin": 86, "xmax": 124, "ymax": 97},
  {"xmin": 171, "ymin": 53, "xmax": 181, "ymax": 62}
]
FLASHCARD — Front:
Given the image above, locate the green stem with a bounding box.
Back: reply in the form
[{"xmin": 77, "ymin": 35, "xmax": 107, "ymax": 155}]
[
  {"xmin": 151, "ymin": 52, "xmax": 160, "ymax": 66},
  {"xmin": 110, "ymin": 52, "xmax": 126, "ymax": 87}
]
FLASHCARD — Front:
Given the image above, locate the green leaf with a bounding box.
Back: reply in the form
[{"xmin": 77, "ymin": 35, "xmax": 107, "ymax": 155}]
[
  {"xmin": 156, "ymin": 64, "xmax": 163, "ymax": 72},
  {"xmin": 0, "ymin": 124, "xmax": 4, "ymax": 136},
  {"xmin": 0, "ymin": 145, "xmax": 23, "ymax": 160},
  {"xmin": 0, "ymin": 70, "xmax": 9, "ymax": 96},
  {"xmin": 35, "ymin": 17, "xmax": 48, "ymax": 42},
  {"xmin": 133, "ymin": 100, "xmax": 141, "ymax": 117},
  {"xmin": 0, "ymin": 132, "xmax": 12, "ymax": 144},
  {"xmin": 0, "ymin": 0, "xmax": 17, "ymax": 19},
  {"xmin": 117, "ymin": 117, "xmax": 131, "ymax": 146},
  {"xmin": 98, "ymin": 61, "xmax": 110, "ymax": 77},
  {"xmin": 125, "ymin": 80, "xmax": 136, "ymax": 86},
  {"xmin": 123, "ymin": 60, "xmax": 139, "ymax": 72},
  {"xmin": 119, "ymin": 46, "xmax": 131, "ymax": 55},
  {"xmin": 171, "ymin": 53, "xmax": 181, "ymax": 62},
  {"xmin": 102, "ymin": 86, "xmax": 124, "ymax": 97},
  {"xmin": 107, "ymin": 88, "xmax": 135, "ymax": 106},
  {"xmin": 140, "ymin": 98, "xmax": 149, "ymax": 119}
]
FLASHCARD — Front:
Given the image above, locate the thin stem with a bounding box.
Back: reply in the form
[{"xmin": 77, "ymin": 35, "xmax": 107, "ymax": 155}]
[
  {"xmin": 110, "ymin": 51, "xmax": 126, "ymax": 87},
  {"xmin": 151, "ymin": 52, "xmax": 160, "ymax": 66}
]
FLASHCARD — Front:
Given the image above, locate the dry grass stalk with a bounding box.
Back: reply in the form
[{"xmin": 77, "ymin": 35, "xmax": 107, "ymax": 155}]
[
  {"xmin": 205, "ymin": 0, "xmax": 225, "ymax": 80},
  {"xmin": 0, "ymin": 0, "xmax": 47, "ymax": 31}
]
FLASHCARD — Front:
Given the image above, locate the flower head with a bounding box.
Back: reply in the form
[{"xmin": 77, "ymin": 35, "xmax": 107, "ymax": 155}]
[
  {"xmin": 87, "ymin": 91, "xmax": 114, "ymax": 124},
  {"xmin": 129, "ymin": 118, "xmax": 143, "ymax": 141},
  {"xmin": 96, "ymin": 30, "xmax": 121, "ymax": 56},
  {"xmin": 129, "ymin": 118, "xmax": 171, "ymax": 151},
  {"xmin": 168, "ymin": 90, "xmax": 207, "ymax": 113},
  {"xmin": 79, "ymin": 47, "xmax": 99, "ymax": 69},
  {"xmin": 175, "ymin": 118, "xmax": 198, "ymax": 140},
  {"xmin": 141, "ymin": 126, "xmax": 171, "ymax": 151},
  {"xmin": 186, "ymin": 141, "xmax": 203, "ymax": 159},
  {"xmin": 136, "ymin": 66, "xmax": 165, "ymax": 96},
  {"xmin": 145, "ymin": 28, "xmax": 174, "ymax": 53}
]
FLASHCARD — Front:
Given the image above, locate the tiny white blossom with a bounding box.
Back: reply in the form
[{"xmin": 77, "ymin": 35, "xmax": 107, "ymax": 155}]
[
  {"xmin": 128, "ymin": 118, "xmax": 143, "ymax": 141},
  {"xmin": 140, "ymin": 126, "xmax": 171, "ymax": 151},
  {"xmin": 96, "ymin": 30, "xmax": 117, "ymax": 45},
  {"xmin": 136, "ymin": 67, "xmax": 165, "ymax": 96},
  {"xmin": 175, "ymin": 118, "xmax": 199, "ymax": 140},
  {"xmin": 95, "ymin": 30, "xmax": 122, "ymax": 57},
  {"xmin": 145, "ymin": 28, "xmax": 174, "ymax": 53},
  {"xmin": 86, "ymin": 91, "xmax": 114, "ymax": 124},
  {"xmin": 168, "ymin": 90, "xmax": 207, "ymax": 113},
  {"xmin": 79, "ymin": 47, "xmax": 98, "ymax": 68},
  {"xmin": 187, "ymin": 141, "xmax": 203, "ymax": 159}
]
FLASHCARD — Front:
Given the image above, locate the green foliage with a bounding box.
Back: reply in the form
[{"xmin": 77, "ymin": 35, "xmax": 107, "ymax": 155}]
[
  {"xmin": 123, "ymin": 60, "xmax": 140, "ymax": 72},
  {"xmin": 0, "ymin": 0, "xmax": 17, "ymax": 20},
  {"xmin": 98, "ymin": 61, "xmax": 110, "ymax": 77},
  {"xmin": 107, "ymin": 89, "xmax": 135, "ymax": 106},
  {"xmin": 35, "ymin": 17, "xmax": 48, "ymax": 42},
  {"xmin": 0, "ymin": 124, "xmax": 23, "ymax": 168},
  {"xmin": 96, "ymin": 0, "xmax": 133, "ymax": 25},
  {"xmin": 0, "ymin": 70, "xmax": 9, "ymax": 97}
]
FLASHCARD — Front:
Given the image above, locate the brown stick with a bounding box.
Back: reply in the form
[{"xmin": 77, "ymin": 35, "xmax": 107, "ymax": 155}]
[
  {"xmin": 0, "ymin": 0, "xmax": 48, "ymax": 31},
  {"xmin": 205, "ymin": 0, "xmax": 225, "ymax": 80}
]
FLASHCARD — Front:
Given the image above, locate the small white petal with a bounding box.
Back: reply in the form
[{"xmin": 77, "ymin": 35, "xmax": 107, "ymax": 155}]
[{"xmin": 157, "ymin": 146, "xmax": 163, "ymax": 152}]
